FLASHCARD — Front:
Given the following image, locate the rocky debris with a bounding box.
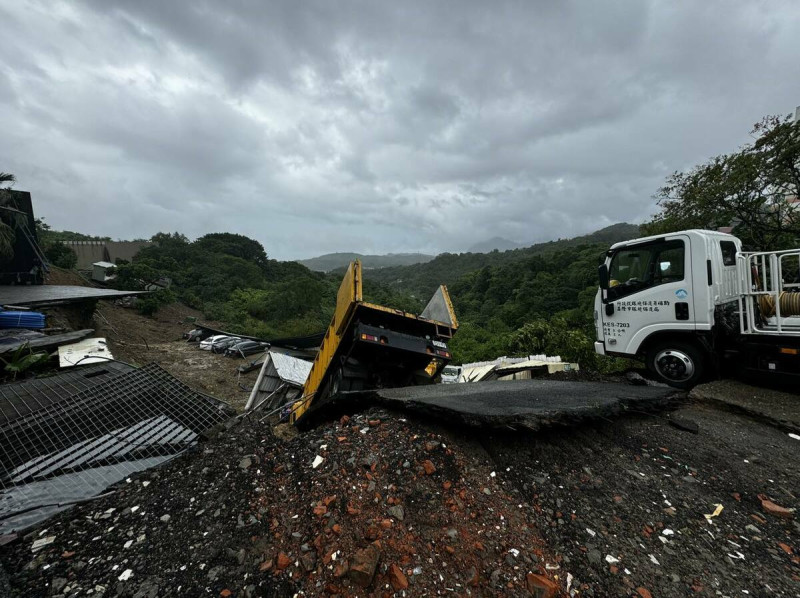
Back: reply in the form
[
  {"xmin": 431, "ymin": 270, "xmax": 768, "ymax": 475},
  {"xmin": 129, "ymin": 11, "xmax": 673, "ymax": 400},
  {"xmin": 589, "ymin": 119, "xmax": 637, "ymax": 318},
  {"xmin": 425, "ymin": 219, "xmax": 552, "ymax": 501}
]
[
  {"xmin": 349, "ymin": 544, "xmax": 380, "ymax": 587},
  {"xmin": 3, "ymin": 396, "xmax": 797, "ymax": 597},
  {"xmin": 388, "ymin": 563, "xmax": 408, "ymax": 590},
  {"xmin": 482, "ymin": 405, "xmax": 800, "ymax": 596},
  {"xmin": 526, "ymin": 572, "xmax": 559, "ymax": 597},
  {"xmin": 759, "ymin": 495, "xmax": 796, "ymax": 520},
  {"xmin": 1, "ymin": 408, "xmax": 557, "ymax": 597}
]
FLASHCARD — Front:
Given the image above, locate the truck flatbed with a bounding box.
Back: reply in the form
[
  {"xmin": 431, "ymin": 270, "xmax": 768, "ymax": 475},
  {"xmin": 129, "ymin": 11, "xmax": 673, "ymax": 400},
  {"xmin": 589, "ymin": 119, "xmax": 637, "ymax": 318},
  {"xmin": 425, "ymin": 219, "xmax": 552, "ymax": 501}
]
[{"xmin": 290, "ymin": 261, "xmax": 458, "ymax": 424}]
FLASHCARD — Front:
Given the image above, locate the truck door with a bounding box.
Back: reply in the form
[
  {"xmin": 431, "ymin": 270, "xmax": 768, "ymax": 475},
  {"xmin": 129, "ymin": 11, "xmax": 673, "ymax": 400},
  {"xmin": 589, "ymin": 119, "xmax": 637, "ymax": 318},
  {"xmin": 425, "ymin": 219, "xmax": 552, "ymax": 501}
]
[{"xmin": 601, "ymin": 235, "xmax": 693, "ymax": 355}]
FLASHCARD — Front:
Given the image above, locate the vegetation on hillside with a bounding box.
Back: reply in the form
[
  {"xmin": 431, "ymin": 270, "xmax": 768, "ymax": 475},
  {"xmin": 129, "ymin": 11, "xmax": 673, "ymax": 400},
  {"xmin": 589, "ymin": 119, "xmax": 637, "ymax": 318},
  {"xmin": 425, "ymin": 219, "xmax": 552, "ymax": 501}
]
[
  {"xmin": 447, "ymin": 243, "xmax": 629, "ymax": 370},
  {"xmin": 643, "ymin": 114, "xmax": 800, "ymax": 250},
  {"xmin": 367, "ymin": 223, "xmax": 641, "ymax": 299},
  {"xmin": 111, "ymin": 232, "xmax": 420, "ymax": 338}
]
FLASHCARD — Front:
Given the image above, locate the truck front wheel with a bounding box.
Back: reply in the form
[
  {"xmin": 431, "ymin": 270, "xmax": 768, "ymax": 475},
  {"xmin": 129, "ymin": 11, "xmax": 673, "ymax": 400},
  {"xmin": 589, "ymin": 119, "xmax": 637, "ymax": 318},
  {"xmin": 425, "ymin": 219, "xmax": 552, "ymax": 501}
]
[{"xmin": 647, "ymin": 341, "xmax": 705, "ymax": 389}]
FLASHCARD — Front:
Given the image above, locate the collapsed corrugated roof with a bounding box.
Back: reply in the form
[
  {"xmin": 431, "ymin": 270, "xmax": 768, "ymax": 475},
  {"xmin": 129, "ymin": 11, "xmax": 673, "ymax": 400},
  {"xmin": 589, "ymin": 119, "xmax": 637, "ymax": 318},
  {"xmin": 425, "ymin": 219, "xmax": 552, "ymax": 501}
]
[
  {"xmin": 0, "ymin": 363, "xmax": 234, "ymax": 534},
  {"xmin": 270, "ymin": 351, "xmax": 313, "ymax": 386},
  {"xmin": 245, "ymin": 351, "xmax": 313, "ymax": 412}
]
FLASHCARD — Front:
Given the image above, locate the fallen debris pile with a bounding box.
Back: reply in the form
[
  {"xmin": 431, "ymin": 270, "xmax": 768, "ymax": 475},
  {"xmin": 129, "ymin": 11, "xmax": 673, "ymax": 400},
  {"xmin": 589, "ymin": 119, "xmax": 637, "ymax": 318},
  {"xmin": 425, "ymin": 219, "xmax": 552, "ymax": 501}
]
[
  {"xmin": 1, "ymin": 387, "xmax": 797, "ymax": 597},
  {"xmin": 1, "ymin": 410, "xmax": 560, "ymax": 597},
  {"xmin": 484, "ymin": 405, "xmax": 800, "ymax": 596}
]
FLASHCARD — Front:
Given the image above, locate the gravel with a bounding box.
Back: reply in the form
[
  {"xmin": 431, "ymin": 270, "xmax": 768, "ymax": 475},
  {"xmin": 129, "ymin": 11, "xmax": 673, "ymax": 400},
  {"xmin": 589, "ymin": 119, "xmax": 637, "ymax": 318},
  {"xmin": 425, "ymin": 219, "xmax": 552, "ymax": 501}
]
[{"xmin": 2, "ymin": 395, "xmax": 797, "ymax": 597}]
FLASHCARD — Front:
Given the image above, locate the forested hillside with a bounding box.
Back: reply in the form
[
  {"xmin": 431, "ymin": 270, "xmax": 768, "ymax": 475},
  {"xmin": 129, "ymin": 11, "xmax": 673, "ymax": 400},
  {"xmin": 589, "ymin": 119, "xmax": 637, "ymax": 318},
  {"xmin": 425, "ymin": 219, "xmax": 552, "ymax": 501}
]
[
  {"xmin": 368, "ymin": 223, "xmax": 640, "ymax": 299},
  {"xmin": 104, "ymin": 224, "xmax": 638, "ymax": 372},
  {"xmin": 111, "ymin": 232, "xmax": 420, "ymax": 339}
]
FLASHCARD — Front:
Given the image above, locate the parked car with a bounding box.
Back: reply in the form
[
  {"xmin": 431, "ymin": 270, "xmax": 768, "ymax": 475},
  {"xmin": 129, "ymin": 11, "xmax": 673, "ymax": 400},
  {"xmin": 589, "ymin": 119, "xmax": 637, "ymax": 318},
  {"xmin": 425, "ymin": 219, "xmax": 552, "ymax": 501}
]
[
  {"xmin": 211, "ymin": 337, "xmax": 243, "ymax": 353},
  {"xmin": 225, "ymin": 340, "xmax": 268, "ymax": 358},
  {"xmin": 440, "ymin": 365, "xmax": 462, "ymax": 383},
  {"xmin": 199, "ymin": 335, "xmax": 231, "ymax": 351},
  {"xmin": 184, "ymin": 328, "xmax": 204, "ymax": 342}
]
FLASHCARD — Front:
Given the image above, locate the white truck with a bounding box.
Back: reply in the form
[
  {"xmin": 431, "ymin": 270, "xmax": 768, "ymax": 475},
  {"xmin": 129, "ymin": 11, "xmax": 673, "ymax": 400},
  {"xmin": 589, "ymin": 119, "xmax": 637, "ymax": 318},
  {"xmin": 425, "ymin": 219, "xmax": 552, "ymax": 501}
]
[{"xmin": 595, "ymin": 229, "xmax": 800, "ymax": 388}]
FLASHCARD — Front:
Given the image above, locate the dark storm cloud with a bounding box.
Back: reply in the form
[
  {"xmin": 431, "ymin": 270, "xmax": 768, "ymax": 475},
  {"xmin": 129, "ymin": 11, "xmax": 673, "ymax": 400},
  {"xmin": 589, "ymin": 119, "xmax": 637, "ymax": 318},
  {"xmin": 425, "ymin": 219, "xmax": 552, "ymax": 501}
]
[{"xmin": 1, "ymin": 0, "xmax": 799, "ymax": 259}]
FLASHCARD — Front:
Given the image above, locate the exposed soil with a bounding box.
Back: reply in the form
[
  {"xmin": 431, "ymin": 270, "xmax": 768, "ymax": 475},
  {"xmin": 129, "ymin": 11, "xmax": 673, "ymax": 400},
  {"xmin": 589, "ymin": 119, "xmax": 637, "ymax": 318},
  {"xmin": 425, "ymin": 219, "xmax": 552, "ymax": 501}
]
[
  {"xmin": 90, "ymin": 302, "xmax": 259, "ymax": 410},
  {"xmin": 482, "ymin": 403, "xmax": 800, "ymax": 596},
  {"xmin": 2, "ymin": 399, "xmax": 798, "ymax": 597},
  {"xmin": 37, "ymin": 268, "xmax": 259, "ymax": 410},
  {"xmin": 2, "ymin": 410, "xmax": 561, "ymax": 597},
  {"xmin": 691, "ymin": 379, "xmax": 800, "ymax": 434}
]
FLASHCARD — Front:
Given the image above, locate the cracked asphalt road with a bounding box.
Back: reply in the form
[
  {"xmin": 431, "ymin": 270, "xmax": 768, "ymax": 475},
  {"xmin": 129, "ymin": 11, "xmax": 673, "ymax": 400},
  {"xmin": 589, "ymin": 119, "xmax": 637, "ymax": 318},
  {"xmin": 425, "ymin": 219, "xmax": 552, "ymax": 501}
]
[{"xmin": 372, "ymin": 379, "xmax": 679, "ymax": 430}]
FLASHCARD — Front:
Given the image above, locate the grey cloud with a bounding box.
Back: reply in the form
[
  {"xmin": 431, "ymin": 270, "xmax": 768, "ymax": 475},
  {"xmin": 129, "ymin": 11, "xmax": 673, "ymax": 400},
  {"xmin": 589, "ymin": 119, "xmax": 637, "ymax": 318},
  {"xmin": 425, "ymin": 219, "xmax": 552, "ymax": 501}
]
[{"xmin": 0, "ymin": 0, "xmax": 799, "ymax": 259}]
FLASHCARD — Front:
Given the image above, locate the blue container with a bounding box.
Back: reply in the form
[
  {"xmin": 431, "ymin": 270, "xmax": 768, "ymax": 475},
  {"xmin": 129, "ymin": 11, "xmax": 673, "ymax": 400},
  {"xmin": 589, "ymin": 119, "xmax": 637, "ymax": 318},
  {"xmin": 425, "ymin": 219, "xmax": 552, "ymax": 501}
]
[{"xmin": 0, "ymin": 310, "xmax": 46, "ymax": 329}]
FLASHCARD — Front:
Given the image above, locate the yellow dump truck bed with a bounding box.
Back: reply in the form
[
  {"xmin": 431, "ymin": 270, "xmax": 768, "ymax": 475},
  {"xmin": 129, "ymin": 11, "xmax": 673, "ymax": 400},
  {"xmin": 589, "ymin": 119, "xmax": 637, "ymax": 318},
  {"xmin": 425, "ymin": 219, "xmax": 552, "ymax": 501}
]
[{"xmin": 290, "ymin": 260, "xmax": 458, "ymax": 424}]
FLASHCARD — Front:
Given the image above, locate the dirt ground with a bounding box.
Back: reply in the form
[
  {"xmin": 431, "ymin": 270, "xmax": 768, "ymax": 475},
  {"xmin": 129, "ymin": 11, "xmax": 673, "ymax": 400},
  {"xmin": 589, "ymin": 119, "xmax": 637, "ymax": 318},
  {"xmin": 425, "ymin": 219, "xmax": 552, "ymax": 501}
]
[
  {"xmin": 91, "ymin": 301, "xmax": 261, "ymax": 411},
  {"xmin": 2, "ymin": 397, "xmax": 798, "ymax": 597},
  {"xmin": 39, "ymin": 268, "xmax": 261, "ymax": 410},
  {"xmin": 483, "ymin": 403, "xmax": 800, "ymax": 596}
]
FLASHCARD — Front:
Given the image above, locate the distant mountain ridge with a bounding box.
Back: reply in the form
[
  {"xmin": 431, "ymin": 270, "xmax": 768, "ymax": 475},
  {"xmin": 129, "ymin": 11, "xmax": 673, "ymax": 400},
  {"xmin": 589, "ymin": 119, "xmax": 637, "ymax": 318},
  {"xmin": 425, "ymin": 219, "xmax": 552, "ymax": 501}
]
[
  {"xmin": 298, "ymin": 252, "xmax": 435, "ymax": 272},
  {"xmin": 468, "ymin": 237, "xmax": 521, "ymax": 253},
  {"xmin": 365, "ymin": 223, "xmax": 642, "ymax": 299}
]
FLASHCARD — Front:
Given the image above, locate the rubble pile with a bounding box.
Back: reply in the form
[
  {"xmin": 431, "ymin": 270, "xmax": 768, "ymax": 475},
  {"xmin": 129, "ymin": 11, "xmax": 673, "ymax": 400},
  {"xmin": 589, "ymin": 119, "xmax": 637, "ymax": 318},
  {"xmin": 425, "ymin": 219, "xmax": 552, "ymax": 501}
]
[
  {"xmin": 485, "ymin": 406, "xmax": 800, "ymax": 596},
  {"xmin": 1, "ymin": 409, "xmax": 561, "ymax": 597},
  {"xmin": 250, "ymin": 411, "xmax": 557, "ymax": 596}
]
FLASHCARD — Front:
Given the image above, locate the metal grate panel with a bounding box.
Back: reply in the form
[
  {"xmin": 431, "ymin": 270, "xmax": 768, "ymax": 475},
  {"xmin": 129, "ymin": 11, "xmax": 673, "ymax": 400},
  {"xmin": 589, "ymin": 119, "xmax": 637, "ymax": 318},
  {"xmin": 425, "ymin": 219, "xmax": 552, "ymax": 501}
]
[{"xmin": 0, "ymin": 363, "xmax": 234, "ymax": 534}]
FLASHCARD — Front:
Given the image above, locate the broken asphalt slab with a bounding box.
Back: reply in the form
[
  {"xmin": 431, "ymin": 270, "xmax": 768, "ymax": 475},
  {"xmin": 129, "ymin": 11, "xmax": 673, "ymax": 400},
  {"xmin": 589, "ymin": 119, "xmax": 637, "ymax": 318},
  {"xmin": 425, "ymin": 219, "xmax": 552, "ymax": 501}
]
[
  {"xmin": 690, "ymin": 379, "xmax": 800, "ymax": 434},
  {"xmin": 305, "ymin": 379, "xmax": 682, "ymax": 431}
]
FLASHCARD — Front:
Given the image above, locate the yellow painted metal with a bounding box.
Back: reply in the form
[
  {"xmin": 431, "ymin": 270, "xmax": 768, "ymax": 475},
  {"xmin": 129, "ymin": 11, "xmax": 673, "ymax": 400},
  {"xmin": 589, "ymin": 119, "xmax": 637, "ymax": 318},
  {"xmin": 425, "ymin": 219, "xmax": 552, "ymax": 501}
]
[
  {"xmin": 360, "ymin": 302, "xmax": 417, "ymax": 319},
  {"xmin": 289, "ymin": 262, "xmax": 458, "ymax": 425},
  {"xmin": 290, "ymin": 260, "xmax": 363, "ymax": 423},
  {"xmin": 437, "ymin": 285, "xmax": 459, "ymax": 330}
]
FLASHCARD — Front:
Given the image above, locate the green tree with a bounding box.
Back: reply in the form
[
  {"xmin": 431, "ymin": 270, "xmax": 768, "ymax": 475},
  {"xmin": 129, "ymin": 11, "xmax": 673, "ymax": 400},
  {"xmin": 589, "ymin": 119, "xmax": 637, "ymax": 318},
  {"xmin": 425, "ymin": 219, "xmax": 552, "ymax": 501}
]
[
  {"xmin": 643, "ymin": 114, "xmax": 800, "ymax": 250},
  {"xmin": 0, "ymin": 173, "xmax": 17, "ymax": 261},
  {"xmin": 44, "ymin": 242, "xmax": 78, "ymax": 269}
]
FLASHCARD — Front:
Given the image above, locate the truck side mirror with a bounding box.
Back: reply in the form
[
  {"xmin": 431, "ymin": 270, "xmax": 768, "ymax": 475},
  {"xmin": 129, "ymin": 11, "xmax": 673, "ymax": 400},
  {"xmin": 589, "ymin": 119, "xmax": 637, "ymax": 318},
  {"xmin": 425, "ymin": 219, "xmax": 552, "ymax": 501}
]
[{"xmin": 598, "ymin": 264, "xmax": 609, "ymax": 289}]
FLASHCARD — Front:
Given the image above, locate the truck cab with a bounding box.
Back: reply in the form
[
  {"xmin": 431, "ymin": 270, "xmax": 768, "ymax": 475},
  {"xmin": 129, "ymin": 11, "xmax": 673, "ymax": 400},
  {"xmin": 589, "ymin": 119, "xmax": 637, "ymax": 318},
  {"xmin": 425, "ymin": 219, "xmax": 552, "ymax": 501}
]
[
  {"xmin": 596, "ymin": 229, "xmax": 800, "ymax": 387},
  {"xmin": 595, "ymin": 230, "xmax": 755, "ymax": 387}
]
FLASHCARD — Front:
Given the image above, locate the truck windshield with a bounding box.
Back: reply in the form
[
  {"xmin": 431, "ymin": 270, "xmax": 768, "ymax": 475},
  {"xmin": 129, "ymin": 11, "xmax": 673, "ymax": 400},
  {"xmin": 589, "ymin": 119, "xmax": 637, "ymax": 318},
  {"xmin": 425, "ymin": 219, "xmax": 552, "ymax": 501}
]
[{"xmin": 607, "ymin": 239, "xmax": 685, "ymax": 300}]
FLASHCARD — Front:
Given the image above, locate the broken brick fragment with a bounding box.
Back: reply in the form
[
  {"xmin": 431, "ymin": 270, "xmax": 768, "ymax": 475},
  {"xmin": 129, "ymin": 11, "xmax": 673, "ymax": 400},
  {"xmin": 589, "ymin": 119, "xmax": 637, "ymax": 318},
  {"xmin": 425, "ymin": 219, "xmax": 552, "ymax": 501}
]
[
  {"xmin": 388, "ymin": 563, "xmax": 409, "ymax": 590},
  {"xmin": 333, "ymin": 560, "xmax": 349, "ymax": 578},
  {"xmin": 637, "ymin": 587, "xmax": 653, "ymax": 598},
  {"xmin": 759, "ymin": 495, "xmax": 795, "ymax": 520},
  {"xmin": 276, "ymin": 552, "xmax": 291, "ymax": 570},
  {"xmin": 422, "ymin": 460, "xmax": 436, "ymax": 475},
  {"xmin": 349, "ymin": 544, "xmax": 380, "ymax": 588},
  {"xmin": 526, "ymin": 572, "xmax": 558, "ymax": 598}
]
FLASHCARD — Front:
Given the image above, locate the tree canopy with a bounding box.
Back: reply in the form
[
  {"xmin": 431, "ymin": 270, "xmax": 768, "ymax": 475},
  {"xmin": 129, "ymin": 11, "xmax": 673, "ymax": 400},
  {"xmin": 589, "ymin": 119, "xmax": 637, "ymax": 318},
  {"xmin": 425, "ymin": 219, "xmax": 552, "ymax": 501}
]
[{"xmin": 643, "ymin": 114, "xmax": 800, "ymax": 250}]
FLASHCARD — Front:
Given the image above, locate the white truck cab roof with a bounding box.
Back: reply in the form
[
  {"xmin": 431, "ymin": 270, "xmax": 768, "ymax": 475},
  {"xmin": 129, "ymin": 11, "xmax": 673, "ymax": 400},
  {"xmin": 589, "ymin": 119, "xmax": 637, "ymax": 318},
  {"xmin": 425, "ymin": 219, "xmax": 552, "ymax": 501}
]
[{"xmin": 607, "ymin": 229, "xmax": 740, "ymax": 252}]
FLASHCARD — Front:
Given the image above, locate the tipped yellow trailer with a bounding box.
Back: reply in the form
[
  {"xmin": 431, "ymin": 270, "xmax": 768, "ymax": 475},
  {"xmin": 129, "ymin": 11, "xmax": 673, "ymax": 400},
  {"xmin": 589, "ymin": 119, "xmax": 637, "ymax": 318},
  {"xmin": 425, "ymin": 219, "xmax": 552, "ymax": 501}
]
[{"xmin": 290, "ymin": 260, "xmax": 458, "ymax": 425}]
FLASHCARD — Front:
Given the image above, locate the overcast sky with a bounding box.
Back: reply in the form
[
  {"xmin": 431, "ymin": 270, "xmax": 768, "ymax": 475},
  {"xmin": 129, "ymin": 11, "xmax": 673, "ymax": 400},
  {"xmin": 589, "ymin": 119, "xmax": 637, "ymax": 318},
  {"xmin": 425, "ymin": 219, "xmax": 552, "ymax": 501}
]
[{"xmin": 2, "ymin": 1, "xmax": 799, "ymax": 259}]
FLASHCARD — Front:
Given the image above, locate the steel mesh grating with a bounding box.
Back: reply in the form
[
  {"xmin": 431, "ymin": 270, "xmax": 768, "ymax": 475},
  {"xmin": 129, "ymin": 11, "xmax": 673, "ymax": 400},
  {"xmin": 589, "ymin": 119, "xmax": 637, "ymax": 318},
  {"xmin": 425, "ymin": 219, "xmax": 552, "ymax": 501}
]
[{"xmin": 0, "ymin": 363, "xmax": 234, "ymax": 533}]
